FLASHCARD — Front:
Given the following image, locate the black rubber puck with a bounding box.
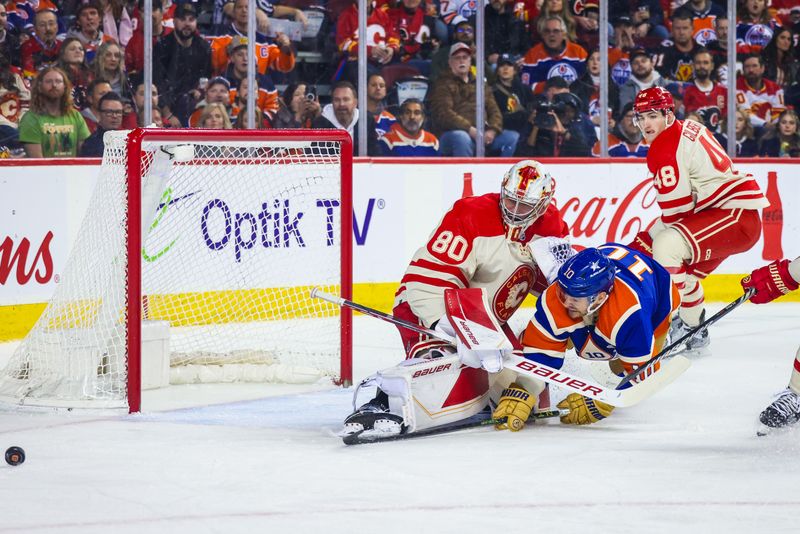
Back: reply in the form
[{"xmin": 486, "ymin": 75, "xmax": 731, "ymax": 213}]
[{"xmin": 5, "ymin": 446, "xmax": 25, "ymax": 466}]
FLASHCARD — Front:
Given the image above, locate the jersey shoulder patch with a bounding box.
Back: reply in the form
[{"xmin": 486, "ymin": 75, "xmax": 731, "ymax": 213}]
[
  {"xmin": 526, "ymin": 203, "xmax": 569, "ymax": 239},
  {"xmin": 445, "ymin": 193, "xmax": 506, "ymax": 240}
]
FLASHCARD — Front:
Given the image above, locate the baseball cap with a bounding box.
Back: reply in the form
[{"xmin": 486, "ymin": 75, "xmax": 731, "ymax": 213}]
[
  {"xmin": 227, "ymin": 35, "xmax": 248, "ymax": 54},
  {"xmin": 174, "ymin": 2, "xmax": 198, "ymax": 19},
  {"xmin": 630, "ymin": 48, "xmax": 650, "ymax": 61},
  {"xmin": 497, "ymin": 53, "xmax": 515, "ymax": 67},
  {"xmin": 612, "ymin": 15, "xmax": 632, "ymax": 26},
  {"xmin": 449, "ymin": 42, "xmax": 472, "ymax": 57}
]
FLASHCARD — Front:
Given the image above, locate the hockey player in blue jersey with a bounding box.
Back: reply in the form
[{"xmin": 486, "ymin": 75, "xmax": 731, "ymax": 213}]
[{"xmin": 493, "ymin": 244, "xmax": 681, "ymax": 430}]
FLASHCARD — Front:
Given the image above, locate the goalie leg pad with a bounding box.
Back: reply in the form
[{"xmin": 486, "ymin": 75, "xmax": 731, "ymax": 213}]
[
  {"xmin": 557, "ymin": 393, "xmax": 615, "ymax": 425},
  {"xmin": 492, "ymin": 382, "xmax": 537, "ymax": 431}
]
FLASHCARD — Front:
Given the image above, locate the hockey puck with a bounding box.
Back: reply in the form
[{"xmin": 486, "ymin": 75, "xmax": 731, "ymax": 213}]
[{"xmin": 5, "ymin": 446, "xmax": 25, "ymax": 466}]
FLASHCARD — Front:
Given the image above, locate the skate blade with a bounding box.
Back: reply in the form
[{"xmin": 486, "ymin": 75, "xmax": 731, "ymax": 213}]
[{"xmin": 756, "ymin": 421, "xmax": 800, "ymax": 437}]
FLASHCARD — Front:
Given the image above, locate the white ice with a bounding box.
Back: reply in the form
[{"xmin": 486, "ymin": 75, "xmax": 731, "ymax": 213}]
[{"xmin": 1, "ymin": 303, "xmax": 799, "ymax": 534}]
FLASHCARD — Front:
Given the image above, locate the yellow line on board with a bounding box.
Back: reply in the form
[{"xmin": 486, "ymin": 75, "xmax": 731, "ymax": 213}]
[{"xmin": 0, "ymin": 276, "xmax": 796, "ymax": 342}]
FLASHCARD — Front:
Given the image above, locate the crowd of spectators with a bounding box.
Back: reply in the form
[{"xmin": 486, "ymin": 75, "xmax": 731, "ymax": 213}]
[{"xmin": 1, "ymin": 0, "xmax": 800, "ymax": 158}]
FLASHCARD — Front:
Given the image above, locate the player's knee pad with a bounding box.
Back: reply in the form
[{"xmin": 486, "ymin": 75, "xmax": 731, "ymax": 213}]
[
  {"xmin": 354, "ymin": 354, "xmax": 490, "ymax": 433},
  {"xmin": 652, "ymin": 227, "xmax": 692, "ymax": 269}
]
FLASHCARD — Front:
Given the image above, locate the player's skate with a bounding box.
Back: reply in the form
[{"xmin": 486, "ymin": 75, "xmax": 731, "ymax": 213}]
[
  {"xmin": 341, "ymin": 391, "xmax": 406, "ymax": 438},
  {"xmin": 758, "ymin": 388, "xmax": 800, "ymax": 436},
  {"xmin": 668, "ymin": 311, "xmax": 710, "ymax": 357}
]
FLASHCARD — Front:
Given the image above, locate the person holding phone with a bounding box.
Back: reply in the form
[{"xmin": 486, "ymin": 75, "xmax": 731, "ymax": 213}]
[{"xmin": 272, "ymin": 82, "xmax": 321, "ymax": 129}]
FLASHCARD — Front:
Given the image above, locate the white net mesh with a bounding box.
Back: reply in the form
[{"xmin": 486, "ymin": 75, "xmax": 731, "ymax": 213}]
[{"xmin": 0, "ymin": 130, "xmax": 348, "ymax": 409}]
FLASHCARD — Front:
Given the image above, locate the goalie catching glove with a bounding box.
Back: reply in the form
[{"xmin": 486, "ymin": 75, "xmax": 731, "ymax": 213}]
[
  {"xmin": 492, "ymin": 382, "xmax": 536, "ymax": 431},
  {"xmin": 557, "ymin": 393, "xmax": 614, "ymax": 425}
]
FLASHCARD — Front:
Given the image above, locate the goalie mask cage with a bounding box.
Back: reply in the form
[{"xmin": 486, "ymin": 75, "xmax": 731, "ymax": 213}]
[{"xmin": 0, "ymin": 129, "xmax": 353, "ymax": 413}]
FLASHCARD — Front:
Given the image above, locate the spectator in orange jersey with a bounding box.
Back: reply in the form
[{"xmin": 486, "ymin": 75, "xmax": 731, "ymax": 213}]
[
  {"xmin": 379, "ymin": 98, "xmax": 439, "ymax": 156},
  {"xmin": 207, "ymin": 33, "xmax": 294, "ymax": 89},
  {"xmin": 520, "ymin": 15, "xmax": 588, "ymax": 94}
]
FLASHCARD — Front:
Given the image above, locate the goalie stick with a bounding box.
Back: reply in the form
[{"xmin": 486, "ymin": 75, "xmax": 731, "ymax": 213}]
[
  {"xmin": 342, "ymin": 409, "xmax": 567, "ymax": 445},
  {"xmin": 310, "ymin": 288, "xmax": 689, "ymax": 408},
  {"xmin": 616, "ymin": 288, "xmax": 756, "ymax": 389}
]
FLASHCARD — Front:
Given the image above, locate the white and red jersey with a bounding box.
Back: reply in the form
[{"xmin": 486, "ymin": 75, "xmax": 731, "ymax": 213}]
[
  {"xmin": 735, "ymin": 76, "xmax": 785, "ymax": 127},
  {"xmin": 394, "ymin": 193, "xmax": 568, "ymax": 328},
  {"xmin": 647, "ymin": 119, "xmax": 768, "ymax": 226}
]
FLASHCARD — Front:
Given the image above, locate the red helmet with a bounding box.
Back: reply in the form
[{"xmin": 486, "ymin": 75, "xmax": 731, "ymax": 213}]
[{"xmin": 633, "ymin": 86, "xmax": 674, "ymax": 114}]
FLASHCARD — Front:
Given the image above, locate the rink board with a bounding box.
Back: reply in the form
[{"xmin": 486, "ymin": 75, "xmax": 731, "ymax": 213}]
[{"xmin": 0, "ymin": 158, "xmax": 797, "ymax": 340}]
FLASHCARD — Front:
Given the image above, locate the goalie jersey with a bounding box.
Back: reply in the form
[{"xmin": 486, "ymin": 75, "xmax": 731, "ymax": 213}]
[
  {"xmin": 520, "ymin": 243, "xmax": 680, "ymax": 373},
  {"xmin": 395, "ymin": 193, "xmax": 568, "ymax": 328}
]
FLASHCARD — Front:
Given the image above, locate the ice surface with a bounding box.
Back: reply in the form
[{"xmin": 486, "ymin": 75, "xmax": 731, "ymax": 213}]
[{"xmin": 1, "ymin": 304, "xmax": 799, "ymax": 533}]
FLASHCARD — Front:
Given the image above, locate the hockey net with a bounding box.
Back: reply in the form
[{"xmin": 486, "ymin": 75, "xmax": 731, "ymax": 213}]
[{"xmin": 0, "ymin": 129, "xmax": 353, "ymax": 412}]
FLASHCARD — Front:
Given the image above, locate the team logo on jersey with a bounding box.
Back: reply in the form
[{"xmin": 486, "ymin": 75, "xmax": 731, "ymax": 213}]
[
  {"xmin": 745, "ymin": 24, "xmax": 773, "ymax": 49},
  {"xmin": 547, "ymin": 63, "xmax": 579, "ymax": 84},
  {"xmin": 493, "ymin": 265, "xmax": 534, "ymax": 321},
  {"xmin": 611, "ymin": 58, "xmax": 631, "ymax": 86},
  {"xmin": 675, "ymin": 61, "xmax": 693, "ymax": 82},
  {"xmin": 694, "ymin": 28, "xmax": 717, "ymax": 46}
]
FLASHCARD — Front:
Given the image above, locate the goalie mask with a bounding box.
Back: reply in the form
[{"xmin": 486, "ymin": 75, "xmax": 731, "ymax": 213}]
[{"xmin": 500, "ymin": 160, "xmax": 554, "ymax": 241}]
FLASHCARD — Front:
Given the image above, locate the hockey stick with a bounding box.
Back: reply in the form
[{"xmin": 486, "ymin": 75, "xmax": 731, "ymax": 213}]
[
  {"xmin": 616, "ymin": 288, "xmax": 756, "ymax": 389},
  {"xmin": 311, "ymin": 288, "xmax": 688, "ymax": 408},
  {"xmin": 343, "ymin": 408, "xmax": 567, "ymax": 445}
]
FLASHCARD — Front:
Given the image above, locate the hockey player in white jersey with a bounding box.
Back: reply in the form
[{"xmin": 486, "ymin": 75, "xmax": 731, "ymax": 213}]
[
  {"xmin": 628, "ymin": 86, "xmax": 768, "ymax": 353},
  {"xmin": 741, "ymin": 257, "xmax": 800, "ymax": 432},
  {"xmin": 342, "ymin": 160, "xmax": 570, "ymax": 437}
]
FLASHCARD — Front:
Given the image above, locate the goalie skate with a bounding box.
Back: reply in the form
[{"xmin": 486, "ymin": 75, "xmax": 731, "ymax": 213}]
[
  {"xmin": 757, "ymin": 388, "xmax": 800, "ymax": 436},
  {"xmin": 341, "ymin": 395, "xmax": 406, "ymax": 438}
]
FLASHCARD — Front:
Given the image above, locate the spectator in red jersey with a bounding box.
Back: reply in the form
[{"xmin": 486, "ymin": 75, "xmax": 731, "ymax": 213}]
[
  {"xmin": 653, "ymin": 11, "xmax": 698, "ymax": 82},
  {"xmin": 737, "ymin": 53, "xmax": 786, "ymax": 130},
  {"xmin": 762, "ymin": 27, "xmax": 798, "ymax": 89},
  {"xmin": 683, "ymin": 47, "xmax": 726, "ymax": 114},
  {"xmin": 0, "ymin": 52, "xmax": 29, "ymax": 152},
  {"xmin": 387, "ymin": 0, "xmax": 434, "ymax": 73},
  {"xmin": 758, "ymin": 109, "xmax": 800, "ymax": 157},
  {"xmin": 125, "ymin": 0, "xmax": 170, "ymax": 77},
  {"xmin": 336, "ymin": 0, "xmax": 400, "ymax": 84},
  {"xmin": 56, "ymin": 37, "xmax": 94, "ymax": 111},
  {"xmin": 96, "ymin": 0, "xmax": 133, "ymax": 47},
  {"xmin": 21, "ymin": 9, "xmax": 62, "ymax": 75},
  {"xmin": 0, "ymin": 4, "xmax": 22, "ymax": 67},
  {"xmin": 80, "ymin": 78, "xmax": 112, "ymax": 133},
  {"xmin": 66, "ymin": 2, "xmax": 115, "ymax": 63}
]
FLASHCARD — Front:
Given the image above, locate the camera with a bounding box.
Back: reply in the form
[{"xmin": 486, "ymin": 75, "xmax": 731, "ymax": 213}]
[
  {"xmin": 532, "ymin": 98, "xmax": 566, "ymax": 129},
  {"xmin": 305, "ymin": 85, "xmax": 317, "ymax": 101}
]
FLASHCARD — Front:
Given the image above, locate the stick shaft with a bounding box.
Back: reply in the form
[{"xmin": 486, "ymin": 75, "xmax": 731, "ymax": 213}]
[
  {"xmin": 311, "ymin": 287, "xmax": 454, "ymax": 343},
  {"xmin": 617, "ymin": 288, "xmax": 754, "ymax": 388}
]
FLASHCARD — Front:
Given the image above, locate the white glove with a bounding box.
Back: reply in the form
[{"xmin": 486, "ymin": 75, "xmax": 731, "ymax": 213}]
[
  {"xmin": 530, "ymin": 237, "xmax": 576, "ymax": 283},
  {"xmin": 456, "ymin": 343, "xmax": 508, "ymax": 373},
  {"xmin": 434, "ymin": 315, "xmax": 510, "ymax": 373}
]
